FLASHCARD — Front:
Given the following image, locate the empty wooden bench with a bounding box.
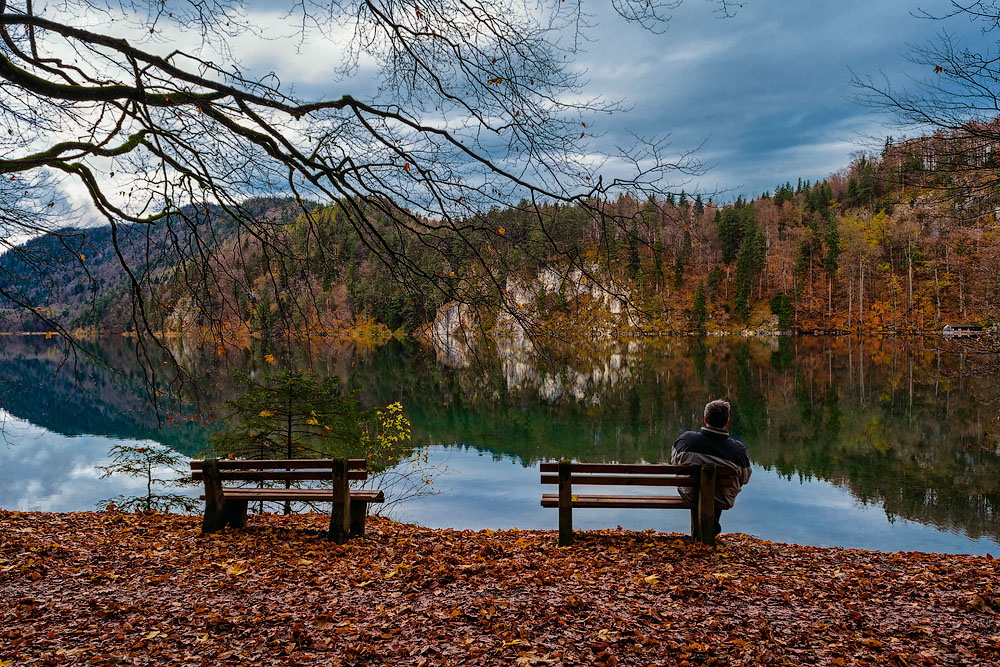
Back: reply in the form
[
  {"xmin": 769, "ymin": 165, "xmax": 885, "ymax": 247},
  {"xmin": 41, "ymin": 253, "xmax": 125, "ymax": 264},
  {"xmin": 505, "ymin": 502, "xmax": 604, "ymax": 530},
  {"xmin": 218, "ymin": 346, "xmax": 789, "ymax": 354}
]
[
  {"xmin": 190, "ymin": 458, "xmax": 384, "ymax": 543},
  {"xmin": 540, "ymin": 461, "xmax": 732, "ymax": 546}
]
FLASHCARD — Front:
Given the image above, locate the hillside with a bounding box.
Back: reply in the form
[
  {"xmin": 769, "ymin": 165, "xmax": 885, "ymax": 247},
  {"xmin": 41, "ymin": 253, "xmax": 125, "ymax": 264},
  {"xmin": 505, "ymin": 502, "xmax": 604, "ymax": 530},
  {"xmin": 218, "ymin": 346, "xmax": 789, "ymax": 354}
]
[
  {"xmin": 0, "ymin": 198, "xmax": 304, "ymax": 334},
  {"xmin": 2, "ymin": 127, "xmax": 999, "ymax": 337}
]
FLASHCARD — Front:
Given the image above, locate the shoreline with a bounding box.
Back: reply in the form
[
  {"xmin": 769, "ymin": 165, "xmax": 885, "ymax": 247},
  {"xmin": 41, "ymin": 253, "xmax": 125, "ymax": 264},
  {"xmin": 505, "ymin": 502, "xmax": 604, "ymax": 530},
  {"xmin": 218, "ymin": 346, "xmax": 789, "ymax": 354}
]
[
  {"xmin": 2, "ymin": 510, "xmax": 998, "ymax": 665},
  {"xmin": 0, "ymin": 328, "xmax": 995, "ymax": 339}
]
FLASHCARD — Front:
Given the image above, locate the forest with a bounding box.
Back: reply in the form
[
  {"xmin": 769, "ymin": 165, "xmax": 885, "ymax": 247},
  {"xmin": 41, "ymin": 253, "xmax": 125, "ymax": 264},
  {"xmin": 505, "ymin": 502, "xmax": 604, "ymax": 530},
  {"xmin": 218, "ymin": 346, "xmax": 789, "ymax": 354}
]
[{"xmin": 1, "ymin": 124, "xmax": 998, "ymax": 338}]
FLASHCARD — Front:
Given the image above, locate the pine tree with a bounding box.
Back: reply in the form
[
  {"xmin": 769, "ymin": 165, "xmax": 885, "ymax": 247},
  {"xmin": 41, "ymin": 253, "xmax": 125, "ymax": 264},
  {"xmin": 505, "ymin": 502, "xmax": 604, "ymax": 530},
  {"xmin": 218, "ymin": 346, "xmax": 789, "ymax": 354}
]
[
  {"xmin": 824, "ymin": 212, "xmax": 841, "ymax": 277},
  {"xmin": 769, "ymin": 293, "xmax": 793, "ymax": 330},
  {"xmin": 691, "ymin": 282, "xmax": 707, "ymax": 330},
  {"xmin": 846, "ymin": 178, "xmax": 859, "ymax": 207},
  {"xmin": 693, "ymin": 193, "xmax": 705, "ymax": 216},
  {"xmin": 717, "ymin": 206, "xmax": 743, "ymax": 264},
  {"xmin": 823, "ymin": 212, "xmax": 842, "ymax": 316},
  {"xmin": 209, "ymin": 370, "xmax": 372, "ymax": 462},
  {"xmin": 734, "ymin": 210, "xmax": 766, "ymax": 323}
]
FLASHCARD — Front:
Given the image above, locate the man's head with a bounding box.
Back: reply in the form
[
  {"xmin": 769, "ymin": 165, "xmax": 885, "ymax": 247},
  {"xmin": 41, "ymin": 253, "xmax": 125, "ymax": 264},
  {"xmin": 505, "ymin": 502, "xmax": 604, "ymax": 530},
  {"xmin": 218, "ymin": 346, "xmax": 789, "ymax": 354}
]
[{"xmin": 703, "ymin": 399, "xmax": 731, "ymax": 430}]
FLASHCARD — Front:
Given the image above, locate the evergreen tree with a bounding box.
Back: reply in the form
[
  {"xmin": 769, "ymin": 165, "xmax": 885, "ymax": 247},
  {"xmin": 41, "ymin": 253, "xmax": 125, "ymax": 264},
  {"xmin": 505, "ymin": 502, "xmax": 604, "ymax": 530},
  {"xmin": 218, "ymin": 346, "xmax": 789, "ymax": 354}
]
[
  {"xmin": 769, "ymin": 293, "xmax": 793, "ymax": 330},
  {"xmin": 641, "ymin": 196, "xmax": 658, "ymax": 226},
  {"xmin": 717, "ymin": 205, "xmax": 743, "ymax": 264},
  {"xmin": 602, "ymin": 218, "xmax": 621, "ymax": 267},
  {"xmin": 734, "ymin": 210, "xmax": 766, "ymax": 323},
  {"xmin": 691, "ymin": 282, "xmax": 707, "ymax": 330},
  {"xmin": 693, "ymin": 193, "xmax": 705, "ymax": 216},
  {"xmin": 209, "ymin": 370, "xmax": 372, "ymax": 461},
  {"xmin": 707, "ymin": 266, "xmax": 723, "ymax": 296},
  {"xmin": 824, "ymin": 212, "xmax": 841, "ymax": 277}
]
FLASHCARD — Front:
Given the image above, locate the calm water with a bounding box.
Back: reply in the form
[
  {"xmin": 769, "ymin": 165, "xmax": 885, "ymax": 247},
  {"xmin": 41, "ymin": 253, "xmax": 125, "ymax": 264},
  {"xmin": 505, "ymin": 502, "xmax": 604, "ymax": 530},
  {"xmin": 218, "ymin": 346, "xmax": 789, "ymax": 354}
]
[{"xmin": 0, "ymin": 334, "xmax": 998, "ymax": 555}]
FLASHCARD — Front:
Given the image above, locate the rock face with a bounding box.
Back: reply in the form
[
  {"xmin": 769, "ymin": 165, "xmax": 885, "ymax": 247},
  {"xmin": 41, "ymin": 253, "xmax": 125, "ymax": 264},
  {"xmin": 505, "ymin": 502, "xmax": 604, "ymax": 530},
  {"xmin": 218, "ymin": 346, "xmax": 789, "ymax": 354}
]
[
  {"xmin": 428, "ymin": 265, "xmax": 643, "ymax": 402},
  {"xmin": 430, "ymin": 302, "xmax": 476, "ymax": 368},
  {"xmin": 163, "ymin": 295, "xmax": 199, "ymax": 333},
  {"xmin": 510, "ymin": 266, "xmax": 629, "ymax": 314}
]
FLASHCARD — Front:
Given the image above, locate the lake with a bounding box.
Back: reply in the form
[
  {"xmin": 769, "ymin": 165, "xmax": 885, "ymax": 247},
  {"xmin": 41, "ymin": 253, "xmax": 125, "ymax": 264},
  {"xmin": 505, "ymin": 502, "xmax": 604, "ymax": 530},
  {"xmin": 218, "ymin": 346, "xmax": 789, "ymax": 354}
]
[{"xmin": 0, "ymin": 334, "xmax": 998, "ymax": 555}]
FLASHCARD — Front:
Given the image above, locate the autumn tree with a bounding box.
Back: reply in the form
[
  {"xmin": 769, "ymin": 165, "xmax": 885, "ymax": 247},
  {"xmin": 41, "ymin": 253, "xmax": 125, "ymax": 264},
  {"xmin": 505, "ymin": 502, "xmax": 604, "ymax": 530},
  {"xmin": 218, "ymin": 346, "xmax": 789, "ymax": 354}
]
[{"xmin": 0, "ymin": 0, "xmax": 741, "ymax": 396}]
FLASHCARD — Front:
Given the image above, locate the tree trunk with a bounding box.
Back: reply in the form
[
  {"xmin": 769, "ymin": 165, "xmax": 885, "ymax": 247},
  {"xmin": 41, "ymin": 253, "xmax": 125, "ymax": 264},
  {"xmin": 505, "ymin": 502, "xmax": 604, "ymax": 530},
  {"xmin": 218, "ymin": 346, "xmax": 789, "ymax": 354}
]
[
  {"xmin": 847, "ymin": 276, "xmax": 853, "ymax": 328},
  {"xmin": 934, "ymin": 265, "xmax": 941, "ymax": 323},
  {"xmin": 859, "ymin": 260, "xmax": 864, "ymax": 326},
  {"xmin": 959, "ymin": 272, "xmax": 966, "ymax": 318},
  {"xmin": 828, "ymin": 275, "xmax": 832, "ymax": 318},
  {"xmin": 907, "ymin": 245, "xmax": 913, "ymax": 313}
]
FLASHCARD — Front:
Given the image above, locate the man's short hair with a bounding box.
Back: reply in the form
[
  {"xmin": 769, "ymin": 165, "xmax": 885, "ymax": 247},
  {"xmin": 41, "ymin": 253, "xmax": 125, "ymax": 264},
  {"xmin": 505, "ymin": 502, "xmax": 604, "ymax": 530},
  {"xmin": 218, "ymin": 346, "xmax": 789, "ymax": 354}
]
[{"xmin": 704, "ymin": 399, "xmax": 731, "ymax": 429}]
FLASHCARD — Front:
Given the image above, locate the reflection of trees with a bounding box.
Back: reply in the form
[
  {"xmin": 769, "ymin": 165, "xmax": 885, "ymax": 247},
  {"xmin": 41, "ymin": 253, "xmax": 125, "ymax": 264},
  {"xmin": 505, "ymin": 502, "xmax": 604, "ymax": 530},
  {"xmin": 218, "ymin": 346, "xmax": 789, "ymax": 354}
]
[
  {"xmin": 357, "ymin": 336, "xmax": 1000, "ymax": 542},
  {"xmin": 0, "ymin": 337, "xmax": 207, "ymax": 453},
  {"xmin": 1, "ymin": 334, "xmax": 998, "ymax": 541},
  {"xmin": 737, "ymin": 337, "xmax": 1000, "ymax": 542}
]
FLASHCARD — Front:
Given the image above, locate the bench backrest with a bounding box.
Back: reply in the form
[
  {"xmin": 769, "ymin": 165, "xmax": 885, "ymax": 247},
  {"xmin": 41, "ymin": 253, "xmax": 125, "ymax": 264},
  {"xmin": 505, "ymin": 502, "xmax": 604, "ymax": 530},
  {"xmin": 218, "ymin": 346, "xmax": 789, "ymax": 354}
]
[
  {"xmin": 539, "ymin": 462, "xmax": 734, "ymax": 488},
  {"xmin": 191, "ymin": 458, "xmax": 368, "ymax": 482}
]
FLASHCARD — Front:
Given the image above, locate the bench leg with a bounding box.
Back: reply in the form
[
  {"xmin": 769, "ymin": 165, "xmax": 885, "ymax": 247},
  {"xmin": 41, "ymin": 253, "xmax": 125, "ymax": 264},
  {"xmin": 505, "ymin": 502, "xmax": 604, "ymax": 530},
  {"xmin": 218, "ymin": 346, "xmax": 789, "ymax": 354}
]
[
  {"xmin": 690, "ymin": 506, "xmax": 699, "ymax": 540},
  {"xmin": 350, "ymin": 499, "xmax": 369, "ymax": 537},
  {"xmin": 697, "ymin": 463, "xmax": 718, "ymax": 546},
  {"xmin": 329, "ymin": 459, "xmax": 351, "ymax": 544},
  {"xmin": 558, "ymin": 460, "xmax": 573, "ymax": 546},
  {"xmin": 201, "ymin": 459, "xmax": 227, "ymax": 534},
  {"xmin": 226, "ymin": 500, "xmax": 248, "ymax": 529},
  {"xmin": 203, "ymin": 505, "xmax": 227, "ymax": 534}
]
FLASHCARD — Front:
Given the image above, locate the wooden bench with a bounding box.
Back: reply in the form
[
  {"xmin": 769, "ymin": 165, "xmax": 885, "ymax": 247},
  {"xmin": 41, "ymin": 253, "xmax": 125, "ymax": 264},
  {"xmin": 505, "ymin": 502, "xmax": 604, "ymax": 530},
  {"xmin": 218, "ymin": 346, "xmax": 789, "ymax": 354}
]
[
  {"xmin": 540, "ymin": 461, "xmax": 732, "ymax": 546},
  {"xmin": 190, "ymin": 458, "xmax": 384, "ymax": 543}
]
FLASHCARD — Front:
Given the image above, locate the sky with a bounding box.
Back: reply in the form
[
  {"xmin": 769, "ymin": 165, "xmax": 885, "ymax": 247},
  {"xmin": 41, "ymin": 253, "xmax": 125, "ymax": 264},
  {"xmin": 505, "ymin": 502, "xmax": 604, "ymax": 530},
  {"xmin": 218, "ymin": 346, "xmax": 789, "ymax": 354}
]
[
  {"xmin": 10, "ymin": 0, "xmax": 992, "ymax": 230},
  {"xmin": 564, "ymin": 0, "xmax": 981, "ymax": 199},
  {"xmin": 210, "ymin": 0, "xmax": 988, "ymax": 203}
]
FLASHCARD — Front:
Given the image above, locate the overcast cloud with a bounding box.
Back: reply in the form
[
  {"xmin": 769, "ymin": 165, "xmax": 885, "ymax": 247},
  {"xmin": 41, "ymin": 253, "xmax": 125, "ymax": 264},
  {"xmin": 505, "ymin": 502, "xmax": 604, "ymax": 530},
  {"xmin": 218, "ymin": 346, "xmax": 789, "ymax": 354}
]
[
  {"xmin": 220, "ymin": 1, "xmax": 985, "ymax": 201},
  {"xmin": 562, "ymin": 0, "xmax": 985, "ymax": 199},
  {"xmin": 22, "ymin": 0, "xmax": 993, "ymax": 229}
]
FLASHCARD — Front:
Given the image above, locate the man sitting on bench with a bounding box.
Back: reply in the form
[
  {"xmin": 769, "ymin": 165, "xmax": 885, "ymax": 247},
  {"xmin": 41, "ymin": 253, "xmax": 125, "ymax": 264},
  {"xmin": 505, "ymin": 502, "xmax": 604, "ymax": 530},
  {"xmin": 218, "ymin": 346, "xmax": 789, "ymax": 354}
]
[{"xmin": 671, "ymin": 399, "xmax": 752, "ymax": 535}]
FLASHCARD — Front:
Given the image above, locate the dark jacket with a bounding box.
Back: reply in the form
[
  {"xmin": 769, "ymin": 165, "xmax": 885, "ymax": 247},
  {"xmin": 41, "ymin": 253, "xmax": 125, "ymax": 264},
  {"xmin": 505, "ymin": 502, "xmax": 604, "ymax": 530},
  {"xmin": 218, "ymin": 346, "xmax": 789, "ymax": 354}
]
[{"xmin": 670, "ymin": 426, "xmax": 752, "ymax": 509}]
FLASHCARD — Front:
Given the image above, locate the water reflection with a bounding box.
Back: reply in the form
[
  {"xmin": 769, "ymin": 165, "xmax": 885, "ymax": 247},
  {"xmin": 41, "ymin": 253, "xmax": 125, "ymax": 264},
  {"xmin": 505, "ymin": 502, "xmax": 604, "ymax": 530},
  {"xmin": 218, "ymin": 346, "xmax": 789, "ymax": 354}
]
[
  {"xmin": 0, "ymin": 334, "xmax": 997, "ymax": 552},
  {"xmin": 0, "ymin": 410, "xmax": 197, "ymax": 511},
  {"xmin": 391, "ymin": 446, "xmax": 1000, "ymax": 555}
]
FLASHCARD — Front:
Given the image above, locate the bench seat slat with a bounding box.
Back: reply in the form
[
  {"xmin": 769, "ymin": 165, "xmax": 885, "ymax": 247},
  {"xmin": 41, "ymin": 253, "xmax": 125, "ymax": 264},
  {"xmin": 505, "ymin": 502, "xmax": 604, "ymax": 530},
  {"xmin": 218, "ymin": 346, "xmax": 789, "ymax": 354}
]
[
  {"xmin": 192, "ymin": 470, "xmax": 367, "ymax": 482},
  {"xmin": 541, "ymin": 493, "xmax": 692, "ymax": 509},
  {"xmin": 191, "ymin": 458, "xmax": 367, "ymax": 471},
  {"xmin": 539, "ymin": 462, "xmax": 697, "ymax": 474},
  {"xmin": 202, "ymin": 488, "xmax": 385, "ymax": 503},
  {"xmin": 540, "ymin": 474, "xmax": 697, "ymax": 486},
  {"xmin": 538, "ymin": 463, "xmax": 735, "ymax": 481}
]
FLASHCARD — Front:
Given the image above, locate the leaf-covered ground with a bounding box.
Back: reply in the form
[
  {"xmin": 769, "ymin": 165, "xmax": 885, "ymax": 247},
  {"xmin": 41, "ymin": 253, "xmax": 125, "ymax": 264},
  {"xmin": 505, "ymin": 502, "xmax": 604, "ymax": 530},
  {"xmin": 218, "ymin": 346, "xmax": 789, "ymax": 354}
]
[{"xmin": 1, "ymin": 511, "xmax": 998, "ymax": 666}]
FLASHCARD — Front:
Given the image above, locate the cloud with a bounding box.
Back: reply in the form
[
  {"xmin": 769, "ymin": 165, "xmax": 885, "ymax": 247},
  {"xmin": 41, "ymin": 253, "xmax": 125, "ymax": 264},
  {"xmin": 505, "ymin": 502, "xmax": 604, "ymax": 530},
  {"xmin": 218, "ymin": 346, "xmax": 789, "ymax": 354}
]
[{"xmin": 562, "ymin": 0, "xmax": 977, "ymax": 199}]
